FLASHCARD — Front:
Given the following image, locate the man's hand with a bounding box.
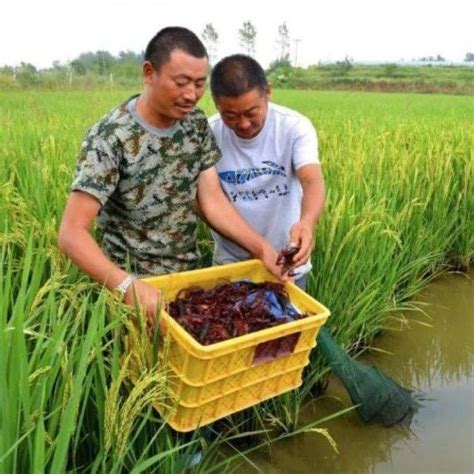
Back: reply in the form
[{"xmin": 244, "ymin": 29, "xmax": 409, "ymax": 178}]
[
  {"xmin": 288, "ymin": 220, "xmax": 314, "ymax": 268},
  {"xmin": 256, "ymin": 243, "xmax": 289, "ymax": 282},
  {"xmin": 124, "ymin": 279, "xmax": 166, "ymax": 335}
]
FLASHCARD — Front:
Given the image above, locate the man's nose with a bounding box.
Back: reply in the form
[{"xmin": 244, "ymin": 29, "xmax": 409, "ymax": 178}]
[
  {"xmin": 237, "ymin": 117, "xmax": 251, "ymax": 130},
  {"xmin": 182, "ymin": 84, "xmax": 197, "ymax": 102}
]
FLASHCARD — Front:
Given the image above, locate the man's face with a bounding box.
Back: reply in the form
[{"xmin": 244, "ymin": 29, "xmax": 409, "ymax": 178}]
[
  {"xmin": 144, "ymin": 49, "xmax": 208, "ymax": 123},
  {"xmin": 215, "ymin": 87, "xmax": 270, "ymax": 139}
]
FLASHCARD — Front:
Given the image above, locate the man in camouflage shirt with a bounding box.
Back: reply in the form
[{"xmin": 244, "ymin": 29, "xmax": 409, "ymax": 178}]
[
  {"xmin": 71, "ymin": 94, "xmax": 218, "ymax": 277},
  {"xmin": 59, "ymin": 27, "xmax": 284, "ymax": 331}
]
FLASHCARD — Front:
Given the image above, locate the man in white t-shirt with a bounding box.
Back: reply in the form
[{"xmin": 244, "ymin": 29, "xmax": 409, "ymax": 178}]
[{"xmin": 209, "ymin": 55, "xmax": 326, "ymax": 290}]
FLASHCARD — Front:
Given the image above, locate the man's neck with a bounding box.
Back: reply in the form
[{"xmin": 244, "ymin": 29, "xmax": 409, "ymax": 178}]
[{"xmin": 136, "ymin": 94, "xmax": 176, "ymax": 129}]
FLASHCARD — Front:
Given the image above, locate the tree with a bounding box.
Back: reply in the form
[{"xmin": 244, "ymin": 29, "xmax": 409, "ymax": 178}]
[
  {"xmin": 118, "ymin": 50, "xmax": 143, "ymax": 63},
  {"xmin": 202, "ymin": 23, "xmax": 219, "ymax": 65},
  {"xmin": 72, "ymin": 51, "xmax": 115, "ymax": 75},
  {"xmin": 334, "ymin": 56, "xmax": 353, "ymax": 75},
  {"xmin": 266, "ymin": 55, "xmax": 292, "ymax": 88},
  {"xmin": 384, "ymin": 63, "xmax": 398, "ymax": 77},
  {"xmin": 70, "ymin": 59, "xmax": 86, "ymax": 75},
  {"xmin": 52, "ymin": 60, "xmax": 64, "ymax": 70},
  {"xmin": 114, "ymin": 50, "xmax": 143, "ymax": 77},
  {"xmin": 277, "ymin": 22, "xmax": 290, "ymax": 61},
  {"xmin": 95, "ymin": 50, "xmax": 115, "ymax": 75},
  {"xmin": 239, "ymin": 21, "xmax": 257, "ymax": 56},
  {"xmin": 464, "ymin": 52, "xmax": 474, "ymax": 62},
  {"xmin": 0, "ymin": 65, "xmax": 14, "ymax": 75},
  {"xmin": 419, "ymin": 55, "xmax": 446, "ymax": 62},
  {"xmin": 16, "ymin": 62, "xmax": 38, "ymax": 86},
  {"xmin": 267, "ymin": 56, "xmax": 292, "ymax": 74},
  {"xmin": 19, "ymin": 62, "xmax": 37, "ymax": 74}
]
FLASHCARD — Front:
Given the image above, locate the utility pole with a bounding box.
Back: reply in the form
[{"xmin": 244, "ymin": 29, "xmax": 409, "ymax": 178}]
[{"xmin": 293, "ymin": 38, "xmax": 302, "ymax": 67}]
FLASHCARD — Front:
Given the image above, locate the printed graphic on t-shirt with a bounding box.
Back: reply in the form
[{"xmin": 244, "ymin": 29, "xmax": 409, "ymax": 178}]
[
  {"xmin": 218, "ymin": 160, "xmax": 286, "ymax": 184},
  {"xmin": 218, "ymin": 160, "xmax": 289, "ymax": 202}
]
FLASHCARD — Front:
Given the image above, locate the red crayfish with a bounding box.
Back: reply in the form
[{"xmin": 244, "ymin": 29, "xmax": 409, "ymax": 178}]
[
  {"xmin": 276, "ymin": 243, "xmax": 300, "ymax": 276},
  {"xmin": 167, "ymin": 280, "xmax": 306, "ymax": 346}
]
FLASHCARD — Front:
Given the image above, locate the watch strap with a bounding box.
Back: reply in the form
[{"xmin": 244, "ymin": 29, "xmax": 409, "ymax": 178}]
[{"xmin": 114, "ymin": 274, "xmax": 136, "ymax": 296}]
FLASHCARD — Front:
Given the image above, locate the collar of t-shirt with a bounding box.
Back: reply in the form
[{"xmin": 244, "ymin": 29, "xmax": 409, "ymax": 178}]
[{"xmin": 127, "ymin": 96, "xmax": 180, "ymax": 138}]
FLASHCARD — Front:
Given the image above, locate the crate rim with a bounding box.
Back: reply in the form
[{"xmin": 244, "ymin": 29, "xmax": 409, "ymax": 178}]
[{"xmin": 142, "ymin": 260, "xmax": 330, "ymax": 359}]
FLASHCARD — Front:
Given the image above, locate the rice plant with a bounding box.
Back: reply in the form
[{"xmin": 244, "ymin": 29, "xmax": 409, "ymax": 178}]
[{"xmin": 1, "ymin": 88, "xmax": 472, "ymax": 471}]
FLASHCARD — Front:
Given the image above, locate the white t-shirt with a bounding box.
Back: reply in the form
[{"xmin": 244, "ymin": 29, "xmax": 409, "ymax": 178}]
[{"xmin": 209, "ymin": 102, "xmax": 319, "ymax": 277}]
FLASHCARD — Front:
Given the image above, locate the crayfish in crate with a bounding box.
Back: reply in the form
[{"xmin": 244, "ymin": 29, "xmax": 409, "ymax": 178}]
[{"xmin": 167, "ymin": 280, "xmax": 306, "ymax": 346}]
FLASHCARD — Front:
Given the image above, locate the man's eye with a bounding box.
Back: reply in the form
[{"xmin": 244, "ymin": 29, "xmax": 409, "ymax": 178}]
[{"xmin": 175, "ymin": 80, "xmax": 189, "ymax": 87}]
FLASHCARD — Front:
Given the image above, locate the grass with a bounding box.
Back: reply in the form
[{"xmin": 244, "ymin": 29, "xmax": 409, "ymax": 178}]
[
  {"xmin": 268, "ymin": 64, "xmax": 474, "ymax": 94},
  {"xmin": 0, "ymin": 88, "xmax": 472, "ymax": 472},
  {"xmin": 2, "ymin": 64, "xmax": 473, "ymax": 95}
]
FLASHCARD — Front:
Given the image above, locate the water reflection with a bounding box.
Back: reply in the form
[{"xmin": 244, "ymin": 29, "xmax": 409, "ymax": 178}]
[
  {"xmin": 240, "ymin": 270, "xmax": 473, "ymax": 473},
  {"xmin": 247, "ymin": 396, "xmax": 422, "ymax": 474},
  {"xmin": 372, "ymin": 272, "xmax": 473, "ymax": 391}
]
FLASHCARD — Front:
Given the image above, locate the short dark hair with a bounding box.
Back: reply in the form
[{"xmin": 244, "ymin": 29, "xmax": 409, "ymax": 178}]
[
  {"xmin": 211, "ymin": 55, "xmax": 268, "ymax": 99},
  {"xmin": 144, "ymin": 27, "xmax": 208, "ymax": 71}
]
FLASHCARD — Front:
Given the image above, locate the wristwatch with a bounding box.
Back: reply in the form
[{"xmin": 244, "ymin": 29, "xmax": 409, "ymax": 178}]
[{"xmin": 114, "ymin": 274, "xmax": 136, "ymax": 297}]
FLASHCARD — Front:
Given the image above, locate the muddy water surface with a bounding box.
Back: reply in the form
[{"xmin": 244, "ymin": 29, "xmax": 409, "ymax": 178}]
[{"xmin": 246, "ymin": 270, "xmax": 474, "ymax": 473}]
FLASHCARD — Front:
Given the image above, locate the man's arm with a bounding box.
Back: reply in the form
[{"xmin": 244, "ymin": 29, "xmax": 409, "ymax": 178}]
[
  {"xmin": 289, "ymin": 164, "xmax": 326, "ymax": 268},
  {"xmin": 196, "ymin": 166, "xmax": 286, "ymax": 280},
  {"xmin": 58, "ymin": 191, "xmax": 163, "ymax": 330}
]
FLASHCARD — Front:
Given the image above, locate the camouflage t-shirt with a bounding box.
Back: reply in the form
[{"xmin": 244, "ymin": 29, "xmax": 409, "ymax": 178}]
[{"xmin": 72, "ymin": 95, "xmax": 220, "ymax": 276}]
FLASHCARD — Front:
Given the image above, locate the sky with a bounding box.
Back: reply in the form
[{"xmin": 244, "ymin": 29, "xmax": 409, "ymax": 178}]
[{"xmin": 1, "ymin": 0, "xmax": 473, "ymax": 69}]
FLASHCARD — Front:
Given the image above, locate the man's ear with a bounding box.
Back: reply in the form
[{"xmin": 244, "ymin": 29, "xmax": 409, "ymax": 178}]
[{"xmin": 142, "ymin": 61, "xmax": 156, "ymax": 83}]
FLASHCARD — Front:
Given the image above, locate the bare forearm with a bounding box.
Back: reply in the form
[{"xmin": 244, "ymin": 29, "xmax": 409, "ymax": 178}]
[
  {"xmin": 300, "ymin": 179, "xmax": 325, "ymax": 227},
  {"xmin": 197, "ymin": 166, "xmax": 276, "ymax": 260},
  {"xmin": 297, "ymin": 164, "xmax": 326, "ymax": 228},
  {"xmin": 59, "ymin": 227, "xmax": 128, "ymax": 290},
  {"xmin": 200, "ymin": 197, "xmax": 266, "ymax": 256}
]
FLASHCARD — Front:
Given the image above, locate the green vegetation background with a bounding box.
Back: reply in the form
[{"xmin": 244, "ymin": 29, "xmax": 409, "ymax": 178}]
[{"xmin": 0, "ymin": 88, "xmax": 472, "ymax": 472}]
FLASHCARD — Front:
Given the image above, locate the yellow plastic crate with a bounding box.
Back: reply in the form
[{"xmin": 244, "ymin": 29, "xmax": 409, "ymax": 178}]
[{"xmin": 140, "ymin": 259, "xmax": 330, "ymax": 432}]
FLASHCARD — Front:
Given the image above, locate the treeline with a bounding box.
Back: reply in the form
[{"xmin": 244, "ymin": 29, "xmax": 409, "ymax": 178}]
[
  {"xmin": 0, "ymin": 50, "xmax": 144, "ymax": 89},
  {"xmin": 266, "ymin": 60, "xmax": 474, "ymax": 95},
  {"xmin": 0, "ymin": 20, "xmax": 267, "ymax": 89},
  {"xmin": 1, "ymin": 19, "xmax": 473, "ymax": 95},
  {"xmin": 1, "ymin": 57, "xmax": 473, "ymax": 95}
]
